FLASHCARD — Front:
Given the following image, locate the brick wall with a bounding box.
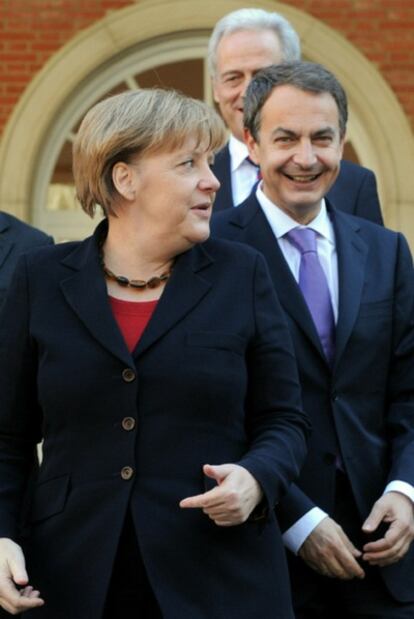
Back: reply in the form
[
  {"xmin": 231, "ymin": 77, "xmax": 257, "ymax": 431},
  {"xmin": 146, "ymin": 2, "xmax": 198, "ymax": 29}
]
[{"xmin": 1, "ymin": 0, "xmax": 413, "ymax": 135}]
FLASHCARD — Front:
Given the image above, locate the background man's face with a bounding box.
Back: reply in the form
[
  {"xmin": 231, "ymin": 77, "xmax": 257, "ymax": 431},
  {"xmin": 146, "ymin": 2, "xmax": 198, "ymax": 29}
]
[
  {"xmin": 245, "ymin": 85, "xmax": 345, "ymax": 222},
  {"xmin": 213, "ymin": 29, "xmax": 282, "ymax": 142}
]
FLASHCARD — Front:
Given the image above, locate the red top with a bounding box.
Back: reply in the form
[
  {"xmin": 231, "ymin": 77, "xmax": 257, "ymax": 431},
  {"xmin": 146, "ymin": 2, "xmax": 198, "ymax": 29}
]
[{"xmin": 109, "ymin": 296, "xmax": 158, "ymax": 353}]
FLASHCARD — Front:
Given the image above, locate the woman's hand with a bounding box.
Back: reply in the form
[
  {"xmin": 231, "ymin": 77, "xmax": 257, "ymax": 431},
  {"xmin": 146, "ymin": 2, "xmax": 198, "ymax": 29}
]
[
  {"xmin": 0, "ymin": 538, "xmax": 44, "ymax": 614},
  {"xmin": 179, "ymin": 463, "xmax": 263, "ymax": 526}
]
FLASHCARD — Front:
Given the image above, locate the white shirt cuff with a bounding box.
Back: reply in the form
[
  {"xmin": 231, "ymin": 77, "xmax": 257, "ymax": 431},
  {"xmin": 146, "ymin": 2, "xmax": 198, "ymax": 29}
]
[
  {"xmin": 384, "ymin": 480, "xmax": 414, "ymax": 503},
  {"xmin": 282, "ymin": 507, "xmax": 328, "ymax": 555}
]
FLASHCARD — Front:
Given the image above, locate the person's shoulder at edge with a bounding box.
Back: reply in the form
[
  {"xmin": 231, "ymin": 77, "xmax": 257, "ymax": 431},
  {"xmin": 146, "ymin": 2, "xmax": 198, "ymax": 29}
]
[{"xmin": 0, "ymin": 211, "xmax": 53, "ymax": 243}]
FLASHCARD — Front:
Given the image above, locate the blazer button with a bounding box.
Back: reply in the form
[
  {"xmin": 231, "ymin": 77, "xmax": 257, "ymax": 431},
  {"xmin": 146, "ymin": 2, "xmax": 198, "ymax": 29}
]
[
  {"xmin": 122, "ymin": 368, "xmax": 136, "ymax": 383},
  {"xmin": 121, "ymin": 466, "xmax": 134, "ymax": 480},
  {"xmin": 121, "ymin": 417, "xmax": 136, "ymax": 431}
]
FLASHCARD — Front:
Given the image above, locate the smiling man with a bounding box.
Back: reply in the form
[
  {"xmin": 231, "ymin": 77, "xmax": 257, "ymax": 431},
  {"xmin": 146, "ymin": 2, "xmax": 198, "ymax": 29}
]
[
  {"xmin": 212, "ymin": 62, "xmax": 414, "ymax": 619},
  {"xmin": 209, "ymin": 8, "xmax": 383, "ymax": 225}
]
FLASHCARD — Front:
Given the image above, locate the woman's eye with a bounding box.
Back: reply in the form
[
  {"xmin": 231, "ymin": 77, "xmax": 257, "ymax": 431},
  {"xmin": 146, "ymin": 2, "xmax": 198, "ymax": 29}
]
[{"xmin": 181, "ymin": 159, "xmax": 194, "ymax": 168}]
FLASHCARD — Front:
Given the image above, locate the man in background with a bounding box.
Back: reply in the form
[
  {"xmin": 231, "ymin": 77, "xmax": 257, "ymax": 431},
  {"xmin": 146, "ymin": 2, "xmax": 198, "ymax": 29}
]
[{"xmin": 209, "ymin": 8, "xmax": 383, "ymax": 226}]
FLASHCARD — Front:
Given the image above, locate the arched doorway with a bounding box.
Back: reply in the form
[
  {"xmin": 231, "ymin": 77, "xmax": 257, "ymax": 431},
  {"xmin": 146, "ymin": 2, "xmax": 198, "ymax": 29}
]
[{"xmin": 1, "ymin": 0, "xmax": 413, "ymax": 242}]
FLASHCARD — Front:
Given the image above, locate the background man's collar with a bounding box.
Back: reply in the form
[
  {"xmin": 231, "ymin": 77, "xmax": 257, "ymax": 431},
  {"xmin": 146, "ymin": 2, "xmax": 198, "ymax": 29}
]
[{"xmin": 228, "ymin": 135, "xmax": 249, "ymax": 171}]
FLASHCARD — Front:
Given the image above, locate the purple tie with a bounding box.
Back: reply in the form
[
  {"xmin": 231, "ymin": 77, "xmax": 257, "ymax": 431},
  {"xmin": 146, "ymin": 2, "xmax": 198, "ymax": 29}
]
[{"xmin": 286, "ymin": 228, "xmax": 335, "ymax": 364}]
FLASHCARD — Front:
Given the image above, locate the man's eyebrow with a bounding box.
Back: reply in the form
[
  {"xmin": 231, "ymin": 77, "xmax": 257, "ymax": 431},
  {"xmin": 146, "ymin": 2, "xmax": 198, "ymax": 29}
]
[
  {"xmin": 269, "ymin": 127, "xmax": 336, "ymax": 139},
  {"xmin": 311, "ymin": 127, "xmax": 336, "ymax": 137},
  {"xmin": 220, "ymin": 70, "xmax": 242, "ymax": 78},
  {"xmin": 271, "ymin": 128, "xmax": 298, "ymax": 138}
]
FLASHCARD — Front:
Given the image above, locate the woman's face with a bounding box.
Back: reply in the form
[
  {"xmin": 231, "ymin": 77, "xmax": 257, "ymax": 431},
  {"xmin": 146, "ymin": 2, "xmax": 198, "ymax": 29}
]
[{"xmin": 128, "ymin": 135, "xmax": 221, "ymax": 251}]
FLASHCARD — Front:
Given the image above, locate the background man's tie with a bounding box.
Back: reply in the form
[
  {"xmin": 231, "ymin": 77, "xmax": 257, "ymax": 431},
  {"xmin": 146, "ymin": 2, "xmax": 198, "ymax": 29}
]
[
  {"xmin": 245, "ymin": 156, "xmax": 262, "ymax": 181},
  {"xmin": 285, "ymin": 227, "xmax": 335, "ymax": 364}
]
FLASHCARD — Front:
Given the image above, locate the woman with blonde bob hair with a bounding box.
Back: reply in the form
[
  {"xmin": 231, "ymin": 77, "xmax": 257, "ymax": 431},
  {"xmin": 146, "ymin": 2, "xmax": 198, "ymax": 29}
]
[{"xmin": 0, "ymin": 88, "xmax": 309, "ymax": 618}]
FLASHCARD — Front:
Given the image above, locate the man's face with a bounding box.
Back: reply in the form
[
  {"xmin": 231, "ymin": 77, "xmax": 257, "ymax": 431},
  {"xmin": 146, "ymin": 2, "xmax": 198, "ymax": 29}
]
[
  {"xmin": 213, "ymin": 29, "xmax": 283, "ymax": 142},
  {"xmin": 245, "ymin": 85, "xmax": 345, "ymax": 223}
]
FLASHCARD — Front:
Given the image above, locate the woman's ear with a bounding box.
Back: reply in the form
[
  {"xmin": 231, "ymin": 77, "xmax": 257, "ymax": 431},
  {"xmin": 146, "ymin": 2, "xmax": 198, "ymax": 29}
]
[{"xmin": 112, "ymin": 162, "xmax": 136, "ymax": 201}]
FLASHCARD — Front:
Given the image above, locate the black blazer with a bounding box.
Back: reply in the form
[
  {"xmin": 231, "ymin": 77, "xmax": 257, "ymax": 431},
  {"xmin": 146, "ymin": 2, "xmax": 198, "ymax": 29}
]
[
  {"xmin": 211, "ymin": 144, "xmax": 384, "ymax": 225},
  {"xmin": 0, "ymin": 222, "xmax": 309, "ymax": 619},
  {"xmin": 0, "ymin": 211, "xmax": 52, "ymax": 307},
  {"xmin": 212, "ymin": 195, "xmax": 414, "ymax": 603}
]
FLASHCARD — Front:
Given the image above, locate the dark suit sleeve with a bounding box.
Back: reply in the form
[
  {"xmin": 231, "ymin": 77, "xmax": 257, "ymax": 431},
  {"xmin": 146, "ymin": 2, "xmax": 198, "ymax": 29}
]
[
  {"xmin": 237, "ymin": 253, "xmax": 310, "ymax": 511},
  {"xmin": 385, "ymin": 233, "xmax": 414, "ymax": 483},
  {"xmin": 353, "ymin": 168, "xmax": 383, "ymax": 225},
  {"xmin": 0, "ymin": 255, "xmax": 42, "ymax": 539}
]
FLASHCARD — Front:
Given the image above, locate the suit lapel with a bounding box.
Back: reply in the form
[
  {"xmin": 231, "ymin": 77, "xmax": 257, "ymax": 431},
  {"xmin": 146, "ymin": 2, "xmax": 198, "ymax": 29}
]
[
  {"xmin": 331, "ymin": 207, "xmax": 368, "ymax": 366},
  {"xmin": 134, "ymin": 244, "xmax": 213, "ymax": 357},
  {"xmin": 228, "ymin": 196, "xmax": 327, "ymax": 363},
  {"xmin": 212, "ymin": 145, "xmax": 234, "ymax": 210},
  {"xmin": 60, "ymin": 225, "xmax": 133, "ymax": 367},
  {"xmin": 0, "ymin": 214, "xmax": 14, "ymax": 269}
]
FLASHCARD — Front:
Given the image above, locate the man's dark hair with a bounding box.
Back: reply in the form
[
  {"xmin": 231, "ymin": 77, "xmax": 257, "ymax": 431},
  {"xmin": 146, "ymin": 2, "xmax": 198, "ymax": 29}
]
[{"xmin": 244, "ymin": 61, "xmax": 348, "ymax": 141}]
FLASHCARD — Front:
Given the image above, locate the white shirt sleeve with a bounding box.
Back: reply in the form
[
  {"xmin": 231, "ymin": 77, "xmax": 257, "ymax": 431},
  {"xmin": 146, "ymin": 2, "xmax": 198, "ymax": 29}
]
[
  {"xmin": 282, "ymin": 507, "xmax": 329, "ymax": 554},
  {"xmin": 384, "ymin": 480, "xmax": 414, "ymax": 503}
]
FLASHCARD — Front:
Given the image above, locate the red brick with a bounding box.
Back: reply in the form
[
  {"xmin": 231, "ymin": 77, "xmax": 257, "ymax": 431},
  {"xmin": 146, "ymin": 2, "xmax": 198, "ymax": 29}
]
[
  {"xmin": 0, "ymin": 0, "xmax": 413, "ymax": 135},
  {"xmin": 380, "ymin": 22, "xmax": 414, "ymax": 29},
  {"xmin": 0, "ymin": 52, "xmax": 37, "ymax": 61}
]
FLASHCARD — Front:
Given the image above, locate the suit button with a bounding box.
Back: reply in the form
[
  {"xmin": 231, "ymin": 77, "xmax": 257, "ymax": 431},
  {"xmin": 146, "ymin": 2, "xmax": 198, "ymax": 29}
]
[
  {"xmin": 121, "ymin": 466, "xmax": 134, "ymax": 480},
  {"xmin": 324, "ymin": 453, "xmax": 336, "ymax": 464},
  {"xmin": 122, "ymin": 417, "xmax": 136, "ymax": 431},
  {"xmin": 122, "ymin": 368, "xmax": 136, "ymax": 383}
]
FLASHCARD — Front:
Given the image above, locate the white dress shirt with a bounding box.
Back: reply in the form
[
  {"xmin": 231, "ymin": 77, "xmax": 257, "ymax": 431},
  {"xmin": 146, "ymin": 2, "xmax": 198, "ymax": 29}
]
[
  {"xmin": 255, "ymin": 184, "xmax": 414, "ymax": 554},
  {"xmin": 228, "ymin": 136, "xmax": 259, "ymax": 206}
]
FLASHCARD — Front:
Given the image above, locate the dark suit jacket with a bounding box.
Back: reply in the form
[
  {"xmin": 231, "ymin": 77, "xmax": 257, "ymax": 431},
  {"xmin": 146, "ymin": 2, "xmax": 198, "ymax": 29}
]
[
  {"xmin": 211, "ymin": 144, "xmax": 384, "ymax": 225},
  {"xmin": 0, "ymin": 221, "xmax": 309, "ymax": 619},
  {"xmin": 0, "ymin": 211, "xmax": 52, "ymax": 307},
  {"xmin": 212, "ymin": 195, "xmax": 414, "ymax": 603}
]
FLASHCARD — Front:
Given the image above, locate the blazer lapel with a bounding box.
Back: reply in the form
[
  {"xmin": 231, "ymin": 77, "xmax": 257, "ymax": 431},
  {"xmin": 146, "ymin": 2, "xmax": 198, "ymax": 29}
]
[
  {"xmin": 60, "ymin": 224, "xmax": 132, "ymax": 367},
  {"xmin": 228, "ymin": 196, "xmax": 327, "ymax": 363},
  {"xmin": 134, "ymin": 244, "xmax": 213, "ymax": 357},
  {"xmin": 331, "ymin": 207, "xmax": 368, "ymax": 367}
]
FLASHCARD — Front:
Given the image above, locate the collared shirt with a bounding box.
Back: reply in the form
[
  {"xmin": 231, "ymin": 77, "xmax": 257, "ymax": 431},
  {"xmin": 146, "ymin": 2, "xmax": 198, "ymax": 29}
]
[
  {"xmin": 228, "ymin": 136, "xmax": 259, "ymax": 206},
  {"xmin": 255, "ymin": 184, "xmax": 414, "ymax": 554},
  {"xmin": 257, "ymin": 186, "xmax": 339, "ymax": 322}
]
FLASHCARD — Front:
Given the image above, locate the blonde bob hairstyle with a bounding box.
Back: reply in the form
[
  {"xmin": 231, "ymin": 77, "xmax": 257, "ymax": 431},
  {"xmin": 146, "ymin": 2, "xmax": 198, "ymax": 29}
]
[{"xmin": 73, "ymin": 88, "xmax": 227, "ymax": 217}]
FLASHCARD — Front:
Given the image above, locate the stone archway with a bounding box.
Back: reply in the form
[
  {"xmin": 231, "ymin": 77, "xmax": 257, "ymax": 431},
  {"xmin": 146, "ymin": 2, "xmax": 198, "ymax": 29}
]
[{"xmin": 1, "ymin": 0, "xmax": 413, "ymax": 242}]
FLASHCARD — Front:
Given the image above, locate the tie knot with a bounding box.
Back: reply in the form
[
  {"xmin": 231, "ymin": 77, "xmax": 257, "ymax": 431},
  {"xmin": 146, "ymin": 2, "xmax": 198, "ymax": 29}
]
[{"xmin": 286, "ymin": 228, "xmax": 317, "ymax": 254}]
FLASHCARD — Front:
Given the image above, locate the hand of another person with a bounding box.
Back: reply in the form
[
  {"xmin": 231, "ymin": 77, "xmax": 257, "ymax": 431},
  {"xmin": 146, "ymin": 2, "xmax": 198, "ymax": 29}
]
[
  {"xmin": 298, "ymin": 517, "xmax": 365, "ymax": 580},
  {"xmin": 362, "ymin": 491, "xmax": 414, "ymax": 566},
  {"xmin": 0, "ymin": 538, "xmax": 44, "ymax": 615},
  {"xmin": 179, "ymin": 463, "xmax": 263, "ymax": 526}
]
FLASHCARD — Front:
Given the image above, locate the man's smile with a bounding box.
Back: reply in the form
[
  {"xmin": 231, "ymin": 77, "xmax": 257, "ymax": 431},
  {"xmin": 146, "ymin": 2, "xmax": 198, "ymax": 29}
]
[{"xmin": 282, "ymin": 172, "xmax": 323, "ymax": 183}]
